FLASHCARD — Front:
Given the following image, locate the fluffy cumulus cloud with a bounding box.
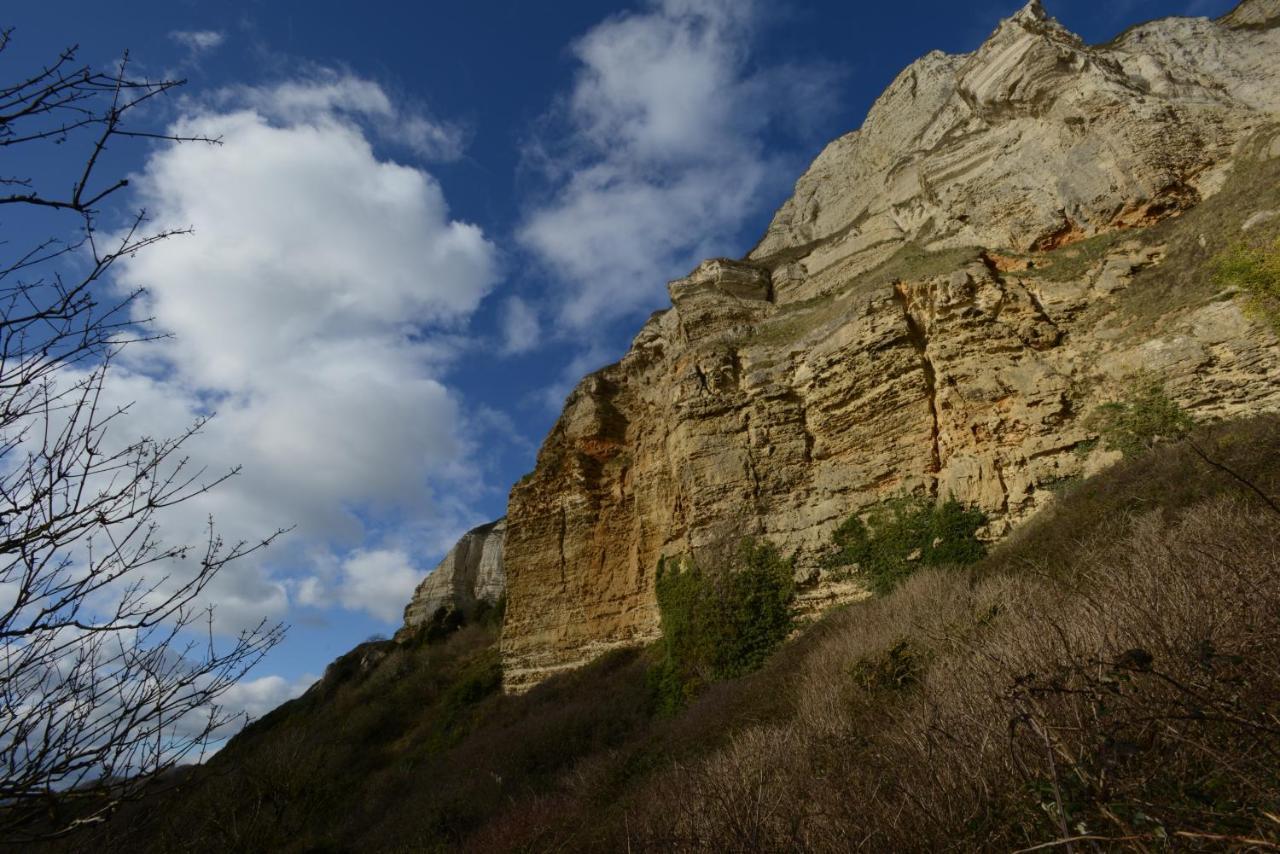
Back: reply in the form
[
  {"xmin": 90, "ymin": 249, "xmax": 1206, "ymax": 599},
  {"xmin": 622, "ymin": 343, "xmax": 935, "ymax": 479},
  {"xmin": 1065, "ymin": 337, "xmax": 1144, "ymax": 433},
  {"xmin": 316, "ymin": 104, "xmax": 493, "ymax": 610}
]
[
  {"xmin": 334, "ymin": 549, "xmax": 426, "ymax": 623},
  {"xmin": 103, "ymin": 73, "xmax": 499, "ymax": 629},
  {"xmin": 519, "ymin": 0, "xmax": 841, "ymax": 332}
]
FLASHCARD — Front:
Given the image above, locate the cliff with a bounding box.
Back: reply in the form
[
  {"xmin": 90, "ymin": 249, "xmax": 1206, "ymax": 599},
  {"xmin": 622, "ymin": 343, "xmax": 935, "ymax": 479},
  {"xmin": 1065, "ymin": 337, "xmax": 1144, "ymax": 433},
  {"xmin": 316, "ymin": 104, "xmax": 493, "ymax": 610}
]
[
  {"xmin": 496, "ymin": 0, "xmax": 1280, "ymax": 691},
  {"xmin": 400, "ymin": 517, "xmax": 506, "ymax": 633}
]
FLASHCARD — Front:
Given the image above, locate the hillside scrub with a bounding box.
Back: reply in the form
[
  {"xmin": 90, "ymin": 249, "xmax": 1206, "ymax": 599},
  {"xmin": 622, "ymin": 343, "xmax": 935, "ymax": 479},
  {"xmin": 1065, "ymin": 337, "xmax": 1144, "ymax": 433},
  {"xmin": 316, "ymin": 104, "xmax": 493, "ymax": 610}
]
[
  {"xmin": 629, "ymin": 495, "xmax": 1280, "ymax": 851},
  {"xmin": 824, "ymin": 494, "xmax": 987, "ymax": 594},
  {"xmin": 42, "ymin": 415, "xmax": 1280, "ymax": 853}
]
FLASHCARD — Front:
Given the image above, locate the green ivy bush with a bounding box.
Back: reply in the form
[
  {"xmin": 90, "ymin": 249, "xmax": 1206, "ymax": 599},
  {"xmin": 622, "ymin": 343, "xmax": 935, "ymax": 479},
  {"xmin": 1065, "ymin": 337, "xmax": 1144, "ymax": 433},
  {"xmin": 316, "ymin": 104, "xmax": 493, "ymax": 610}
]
[
  {"xmin": 824, "ymin": 495, "xmax": 987, "ymax": 595},
  {"xmin": 650, "ymin": 539, "xmax": 794, "ymax": 714},
  {"xmin": 1087, "ymin": 378, "xmax": 1196, "ymax": 458}
]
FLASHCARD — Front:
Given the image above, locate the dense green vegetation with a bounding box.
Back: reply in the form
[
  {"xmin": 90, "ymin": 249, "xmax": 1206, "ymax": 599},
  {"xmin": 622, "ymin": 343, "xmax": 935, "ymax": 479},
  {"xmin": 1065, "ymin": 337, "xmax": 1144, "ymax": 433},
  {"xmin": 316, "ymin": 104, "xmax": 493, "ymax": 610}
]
[
  {"xmin": 824, "ymin": 494, "xmax": 987, "ymax": 594},
  {"xmin": 650, "ymin": 539, "xmax": 795, "ymax": 713},
  {"xmin": 1086, "ymin": 377, "xmax": 1197, "ymax": 458},
  {"xmin": 36, "ymin": 415, "xmax": 1280, "ymax": 853}
]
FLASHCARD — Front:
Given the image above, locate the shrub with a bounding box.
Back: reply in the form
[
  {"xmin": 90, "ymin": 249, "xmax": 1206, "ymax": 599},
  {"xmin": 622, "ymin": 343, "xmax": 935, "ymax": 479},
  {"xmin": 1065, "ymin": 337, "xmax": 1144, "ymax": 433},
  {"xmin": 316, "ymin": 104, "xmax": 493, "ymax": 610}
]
[
  {"xmin": 825, "ymin": 494, "xmax": 987, "ymax": 594},
  {"xmin": 1087, "ymin": 377, "xmax": 1196, "ymax": 458},
  {"xmin": 651, "ymin": 539, "xmax": 795, "ymax": 713},
  {"xmin": 1215, "ymin": 236, "xmax": 1280, "ymax": 332},
  {"xmin": 471, "ymin": 594, "xmax": 507, "ymax": 628},
  {"xmin": 850, "ymin": 639, "xmax": 921, "ymax": 692},
  {"xmin": 422, "ymin": 605, "xmax": 467, "ymax": 643}
]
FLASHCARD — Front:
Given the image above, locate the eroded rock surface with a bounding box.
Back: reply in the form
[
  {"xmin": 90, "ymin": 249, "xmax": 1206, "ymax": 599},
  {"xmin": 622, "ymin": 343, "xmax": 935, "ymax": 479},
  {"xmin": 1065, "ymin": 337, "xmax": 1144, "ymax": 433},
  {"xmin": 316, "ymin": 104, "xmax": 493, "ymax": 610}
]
[
  {"xmin": 400, "ymin": 518, "xmax": 505, "ymax": 634},
  {"xmin": 498, "ymin": 0, "xmax": 1280, "ymax": 692}
]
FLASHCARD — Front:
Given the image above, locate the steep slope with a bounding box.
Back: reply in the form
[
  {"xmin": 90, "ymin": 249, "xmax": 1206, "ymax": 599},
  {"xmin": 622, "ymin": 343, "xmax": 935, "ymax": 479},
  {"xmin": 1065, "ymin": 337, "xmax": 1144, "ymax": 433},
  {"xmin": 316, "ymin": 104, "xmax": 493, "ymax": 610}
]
[{"xmin": 500, "ymin": 0, "xmax": 1280, "ymax": 691}]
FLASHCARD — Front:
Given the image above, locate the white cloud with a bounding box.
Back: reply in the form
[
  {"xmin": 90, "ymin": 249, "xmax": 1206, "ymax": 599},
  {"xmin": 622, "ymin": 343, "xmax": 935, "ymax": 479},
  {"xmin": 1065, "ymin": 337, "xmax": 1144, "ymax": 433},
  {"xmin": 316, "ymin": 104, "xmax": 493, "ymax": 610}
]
[
  {"xmin": 499, "ymin": 296, "xmax": 541, "ymax": 355},
  {"xmin": 334, "ymin": 549, "xmax": 425, "ymax": 623},
  {"xmin": 519, "ymin": 0, "xmax": 841, "ymax": 331},
  {"xmin": 101, "ymin": 74, "xmax": 499, "ymax": 628},
  {"xmin": 224, "ymin": 70, "xmax": 468, "ymax": 162},
  {"xmin": 218, "ymin": 673, "xmax": 316, "ymax": 721},
  {"xmin": 170, "ymin": 30, "xmax": 225, "ymax": 56},
  {"xmin": 399, "ymin": 115, "xmax": 469, "ymax": 163}
]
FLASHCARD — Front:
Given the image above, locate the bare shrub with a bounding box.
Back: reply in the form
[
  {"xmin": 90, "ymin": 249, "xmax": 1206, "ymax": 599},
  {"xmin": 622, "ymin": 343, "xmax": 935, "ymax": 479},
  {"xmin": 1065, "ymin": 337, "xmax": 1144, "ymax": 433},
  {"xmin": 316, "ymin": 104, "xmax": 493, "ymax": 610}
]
[{"xmin": 624, "ymin": 496, "xmax": 1280, "ymax": 852}]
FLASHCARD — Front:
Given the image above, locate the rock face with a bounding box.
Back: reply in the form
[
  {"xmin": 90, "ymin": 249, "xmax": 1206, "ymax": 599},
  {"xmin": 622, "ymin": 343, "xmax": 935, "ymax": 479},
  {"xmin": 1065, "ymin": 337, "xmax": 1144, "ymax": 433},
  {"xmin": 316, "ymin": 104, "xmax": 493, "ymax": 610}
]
[
  {"xmin": 499, "ymin": 0, "xmax": 1280, "ymax": 692},
  {"xmin": 401, "ymin": 518, "xmax": 505, "ymax": 632}
]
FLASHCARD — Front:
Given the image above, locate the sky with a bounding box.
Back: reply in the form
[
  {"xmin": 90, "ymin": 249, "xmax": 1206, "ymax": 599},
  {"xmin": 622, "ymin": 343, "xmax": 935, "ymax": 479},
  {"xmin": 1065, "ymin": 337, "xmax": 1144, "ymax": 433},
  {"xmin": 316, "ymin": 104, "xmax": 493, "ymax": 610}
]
[{"xmin": 2, "ymin": 0, "xmax": 1240, "ymax": 725}]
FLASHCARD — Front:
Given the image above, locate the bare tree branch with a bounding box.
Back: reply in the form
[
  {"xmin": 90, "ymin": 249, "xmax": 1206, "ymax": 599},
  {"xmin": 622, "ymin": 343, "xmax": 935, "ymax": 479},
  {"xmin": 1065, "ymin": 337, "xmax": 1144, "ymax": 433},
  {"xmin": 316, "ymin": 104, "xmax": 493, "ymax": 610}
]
[{"xmin": 0, "ymin": 33, "xmax": 286, "ymax": 842}]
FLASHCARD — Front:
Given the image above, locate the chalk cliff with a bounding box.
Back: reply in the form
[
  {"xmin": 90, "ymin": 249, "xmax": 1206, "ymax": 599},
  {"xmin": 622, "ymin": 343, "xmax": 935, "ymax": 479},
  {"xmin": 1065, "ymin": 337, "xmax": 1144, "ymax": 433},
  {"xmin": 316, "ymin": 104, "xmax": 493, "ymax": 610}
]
[{"xmin": 400, "ymin": 518, "xmax": 506, "ymax": 633}]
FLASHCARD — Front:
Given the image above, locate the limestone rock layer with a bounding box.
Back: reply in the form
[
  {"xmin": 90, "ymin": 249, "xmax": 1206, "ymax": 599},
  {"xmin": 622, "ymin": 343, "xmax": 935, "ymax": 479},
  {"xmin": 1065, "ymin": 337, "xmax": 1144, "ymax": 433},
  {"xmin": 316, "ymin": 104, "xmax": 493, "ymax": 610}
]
[{"xmin": 498, "ymin": 0, "xmax": 1280, "ymax": 692}]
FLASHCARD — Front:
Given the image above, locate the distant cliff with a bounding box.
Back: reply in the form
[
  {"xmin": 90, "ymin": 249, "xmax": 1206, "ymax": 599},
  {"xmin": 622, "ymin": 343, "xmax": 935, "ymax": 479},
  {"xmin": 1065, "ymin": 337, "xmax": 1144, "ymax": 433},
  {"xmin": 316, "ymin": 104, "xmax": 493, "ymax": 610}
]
[
  {"xmin": 409, "ymin": 0, "xmax": 1280, "ymax": 691},
  {"xmin": 400, "ymin": 518, "xmax": 505, "ymax": 634}
]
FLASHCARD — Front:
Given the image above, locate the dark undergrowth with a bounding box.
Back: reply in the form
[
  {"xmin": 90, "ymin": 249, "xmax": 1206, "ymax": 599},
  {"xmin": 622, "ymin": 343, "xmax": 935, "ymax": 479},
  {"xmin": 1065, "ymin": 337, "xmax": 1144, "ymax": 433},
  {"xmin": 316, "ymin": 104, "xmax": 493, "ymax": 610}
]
[{"xmin": 34, "ymin": 414, "xmax": 1280, "ymax": 853}]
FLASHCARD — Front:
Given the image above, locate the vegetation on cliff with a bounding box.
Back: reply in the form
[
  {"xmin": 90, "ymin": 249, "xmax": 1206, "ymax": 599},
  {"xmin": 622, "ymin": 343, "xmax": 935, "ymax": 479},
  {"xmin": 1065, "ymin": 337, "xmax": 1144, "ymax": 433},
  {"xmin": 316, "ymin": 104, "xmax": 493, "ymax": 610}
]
[
  {"xmin": 1216, "ymin": 235, "xmax": 1280, "ymax": 332},
  {"xmin": 1086, "ymin": 378, "xmax": 1197, "ymax": 458},
  {"xmin": 650, "ymin": 540, "xmax": 795, "ymax": 713},
  {"xmin": 823, "ymin": 494, "xmax": 987, "ymax": 594}
]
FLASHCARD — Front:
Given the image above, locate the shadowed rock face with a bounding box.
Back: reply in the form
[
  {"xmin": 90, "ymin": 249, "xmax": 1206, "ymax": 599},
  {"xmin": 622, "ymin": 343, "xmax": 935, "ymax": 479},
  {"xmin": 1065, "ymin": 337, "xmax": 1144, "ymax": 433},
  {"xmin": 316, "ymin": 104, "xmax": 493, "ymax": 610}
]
[
  {"xmin": 400, "ymin": 518, "xmax": 505, "ymax": 633},
  {"xmin": 496, "ymin": 0, "xmax": 1280, "ymax": 692}
]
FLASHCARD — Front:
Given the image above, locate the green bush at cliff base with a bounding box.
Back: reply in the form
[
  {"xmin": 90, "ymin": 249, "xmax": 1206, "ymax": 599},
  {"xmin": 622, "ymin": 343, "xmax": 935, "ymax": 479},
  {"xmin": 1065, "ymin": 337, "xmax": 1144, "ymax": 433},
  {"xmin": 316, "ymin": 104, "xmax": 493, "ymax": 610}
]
[
  {"xmin": 1087, "ymin": 378, "xmax": 1196, "ymax": 459},
  {"xmin": 825, "ymin": 495, "xmax": 987, "ymax": 595},
  {"xmin": 651, "ymin": 539, "xmax": 794, "ymax": 714},
  {"xmin": 1215, "ymin": 236, "xmax": 1280, "ymax": 333}
]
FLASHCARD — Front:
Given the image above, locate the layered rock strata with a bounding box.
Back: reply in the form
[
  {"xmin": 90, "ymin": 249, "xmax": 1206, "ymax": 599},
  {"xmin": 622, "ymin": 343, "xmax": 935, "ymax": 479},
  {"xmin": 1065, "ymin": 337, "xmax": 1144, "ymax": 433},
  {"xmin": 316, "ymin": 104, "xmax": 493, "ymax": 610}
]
[{"xmin": 499, "ymin": 0, "xmax": 1280, "ymax": 691}]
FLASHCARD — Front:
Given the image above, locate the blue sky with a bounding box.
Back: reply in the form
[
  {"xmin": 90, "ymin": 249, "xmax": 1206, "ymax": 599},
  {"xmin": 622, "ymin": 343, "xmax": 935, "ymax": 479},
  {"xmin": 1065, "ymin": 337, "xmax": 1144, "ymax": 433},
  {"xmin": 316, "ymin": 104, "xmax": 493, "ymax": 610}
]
[{"xmin": 2, "ymin": 0, "xmax": 1239, "ymax": 719}]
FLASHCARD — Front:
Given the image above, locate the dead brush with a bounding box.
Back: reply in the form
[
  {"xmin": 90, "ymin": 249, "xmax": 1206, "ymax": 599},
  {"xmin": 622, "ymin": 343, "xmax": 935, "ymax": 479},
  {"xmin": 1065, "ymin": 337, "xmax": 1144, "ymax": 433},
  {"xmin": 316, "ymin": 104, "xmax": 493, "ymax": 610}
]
[{"xmin": 624, "ymin": 496, "xmax": 1280, "ymax": 853}]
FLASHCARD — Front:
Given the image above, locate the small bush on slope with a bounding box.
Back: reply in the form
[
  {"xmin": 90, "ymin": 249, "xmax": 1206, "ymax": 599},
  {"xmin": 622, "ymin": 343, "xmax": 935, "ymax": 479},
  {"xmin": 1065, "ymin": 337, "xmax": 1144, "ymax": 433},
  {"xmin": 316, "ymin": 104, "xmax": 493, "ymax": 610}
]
[
  {"xmin": 824, "ymin": 494, "xmax": 987, "ymax": 594},
  {"xmin": 1215, "ymin": 235, "xmax": 1280, "ymax": 332},
  {"xmin": 1086, "ymin": 376, "xmax": 1197, "ymax": 459},
  {"xmin": 651, "ymin": 539, "xmax": 795, "ymax": 714}
]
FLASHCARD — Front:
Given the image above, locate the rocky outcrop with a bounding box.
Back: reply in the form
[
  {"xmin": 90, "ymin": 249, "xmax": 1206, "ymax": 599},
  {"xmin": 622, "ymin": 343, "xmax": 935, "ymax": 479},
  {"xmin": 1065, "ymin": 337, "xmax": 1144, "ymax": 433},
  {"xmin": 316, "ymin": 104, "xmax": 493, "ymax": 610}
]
[
  {"xmin": 751, "ymin": 0, "xmax": 1280, "ymax": 301},
  {"xmin": 498, "ymin": 0, "xmax": 1280, "ymax": 692},
  {"xmin": 400, "ymin": 518, "xmax": 505, "ymax": 633}
]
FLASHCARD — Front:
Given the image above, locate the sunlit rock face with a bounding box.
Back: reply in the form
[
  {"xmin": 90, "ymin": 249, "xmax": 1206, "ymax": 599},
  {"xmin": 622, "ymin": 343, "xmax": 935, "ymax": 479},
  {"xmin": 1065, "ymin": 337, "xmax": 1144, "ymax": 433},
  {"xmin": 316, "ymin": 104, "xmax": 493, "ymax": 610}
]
[
  {"xmin": 751, "ymin": 0, "xmax": 1280, "ymax": 298},
  {"xmin": 400, "ymin": 518, "xmax": 506, "ymax": 633},
  {"xmin": 495, "ymin": 0, "xmax": 1280, "ymax": 692}
]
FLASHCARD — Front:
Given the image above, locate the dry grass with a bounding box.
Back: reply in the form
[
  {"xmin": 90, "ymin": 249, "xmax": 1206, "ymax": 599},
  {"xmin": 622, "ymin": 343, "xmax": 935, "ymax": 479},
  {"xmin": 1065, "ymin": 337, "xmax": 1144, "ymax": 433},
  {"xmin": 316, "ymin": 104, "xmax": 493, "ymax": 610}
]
[{"xmin": 623, "ymin": 495, "xmax": 1280, "ymax": 852}]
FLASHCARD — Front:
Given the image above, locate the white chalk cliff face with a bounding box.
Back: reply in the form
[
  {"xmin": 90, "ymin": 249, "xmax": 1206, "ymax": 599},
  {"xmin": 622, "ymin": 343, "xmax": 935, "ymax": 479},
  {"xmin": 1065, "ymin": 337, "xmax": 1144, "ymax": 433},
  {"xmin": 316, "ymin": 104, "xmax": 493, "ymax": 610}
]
[
  {"xmin": 401, "ymin": 518, "xmax": 506, "ymax": 632},
  {"xmin": 407, "ymin": 1, "xmax": 1280, "ymax": 691}
]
